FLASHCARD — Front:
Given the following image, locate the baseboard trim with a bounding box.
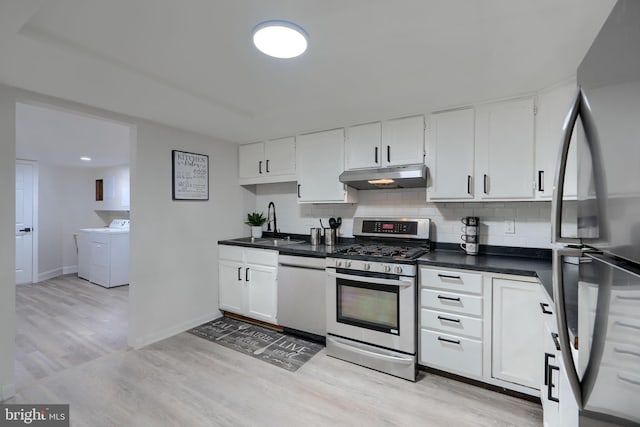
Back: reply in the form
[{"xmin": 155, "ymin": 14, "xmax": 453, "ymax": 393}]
[
  {"xmin": 419, "ymin": 365, "xmax": 541, "ymax": 404},
  {"xmin": 0, "ymin": 383, "xmax": 16, "ymax": 402},
  {"xmin": 37, "ymin": 268, "xmax": 63, "ymax": 282},
  {"xmin": 62, "ymin": 265, "xmax": 78, "ymax": 275},
  {"xmin": 128, "ymin": 310, "xmax": 222, "ymax": 349}
]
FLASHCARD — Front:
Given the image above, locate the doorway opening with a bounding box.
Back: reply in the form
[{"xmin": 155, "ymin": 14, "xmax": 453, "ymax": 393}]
[{"xmin": 14, "ymin": 100, "xmax": 133, "ymax": 391}]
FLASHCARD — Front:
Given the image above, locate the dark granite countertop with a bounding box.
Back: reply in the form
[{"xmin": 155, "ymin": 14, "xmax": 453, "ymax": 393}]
[{"xmin": 218, "ymin": 236, "xmax": 577, "ymax": 340}]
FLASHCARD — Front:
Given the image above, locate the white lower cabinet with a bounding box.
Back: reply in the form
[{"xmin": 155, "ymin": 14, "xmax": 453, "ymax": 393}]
[
  {"xmin": 419, "ymin": 266, "xmax": 543, "ymax": 396},
  {"xmin": 419, "ymin": 266, "xmax": 484, "ymax": 379},
  {"xmin": 218, "ymin": 245, "xmax": 278, "ymax": 324},
  {"xmin": 492, "ymin": 277, "xmax": 543, "ymax": 389}
]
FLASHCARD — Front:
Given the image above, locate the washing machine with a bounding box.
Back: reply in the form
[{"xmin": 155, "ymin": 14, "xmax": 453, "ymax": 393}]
[{"xmin": 78, "ymin": 219, "xmax": 130, "ymax": 287}]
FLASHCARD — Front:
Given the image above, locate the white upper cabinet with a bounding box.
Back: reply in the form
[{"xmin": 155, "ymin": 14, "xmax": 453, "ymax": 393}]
[
  {"xmin": 238, "ymin": 137, "xmax": 296, "ymax": 185},
  {"xmin": 345, "ymin": 115, "xmax": 425, "ymax": 170},
  {"xmin": 535, "ymin": 81, "xmax": 578, "ymax": 200},
  {"xmin": 346, "ymin": 122, "xmax": 382, "ymax": 170},
  {"xmin": 296, "ymin": 128, "xmax": 357, "ymax": 204},
  {"xmin": 426, "ymin": 108, "xmax": 475, "ymax": 200},
  {"xmin": 381, "ymin": 115, "xmax": 425, "ymax": 166},
  {"xmin": 475, "ymin": 97, "xmax": 535, "ymax": 199}
]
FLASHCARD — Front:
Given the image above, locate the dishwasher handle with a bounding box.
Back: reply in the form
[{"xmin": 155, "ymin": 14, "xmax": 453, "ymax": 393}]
[{"xmin": 278, "ymin": 263, "xmax": 325, "ymax": 271}]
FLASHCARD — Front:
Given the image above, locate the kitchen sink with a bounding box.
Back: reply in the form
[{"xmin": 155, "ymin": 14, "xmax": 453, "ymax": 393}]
[{"xmin": 227, "ymin": 237, "xmax": 305, "ymax": 246}]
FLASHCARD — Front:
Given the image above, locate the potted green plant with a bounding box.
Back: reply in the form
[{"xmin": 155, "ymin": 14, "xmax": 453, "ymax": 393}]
[{"xmin": 245, "ymin": 212, "xmax": 267, "ymax": 238}]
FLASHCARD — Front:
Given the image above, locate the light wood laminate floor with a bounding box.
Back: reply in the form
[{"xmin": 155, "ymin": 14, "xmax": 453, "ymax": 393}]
[
  {"xmin": 10, "ymin": 276, "xmax": 542, "ymax": 426},
  {"xmin": 14, "ymin": 274, "xmax": 128, "ymax": 390}
]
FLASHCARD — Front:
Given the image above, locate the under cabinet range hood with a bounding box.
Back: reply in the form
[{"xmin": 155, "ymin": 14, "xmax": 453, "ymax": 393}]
[{"xmin": 339, "ymin": 164, "xmax": 427, "ymax": 190}]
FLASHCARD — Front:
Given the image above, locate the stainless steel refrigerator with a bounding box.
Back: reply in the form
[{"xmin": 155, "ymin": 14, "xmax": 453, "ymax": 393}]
[{"xmin": 551, "ymin": 0, "xmax": 640, "ymax": 425}]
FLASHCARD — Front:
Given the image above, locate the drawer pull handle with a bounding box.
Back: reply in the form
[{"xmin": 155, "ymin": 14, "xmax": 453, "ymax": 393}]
[
  {"xmin": 437, "ymin": 336, "xmax": 461, "ymax": 345},
  {"xmin": 614, "ymin": 348, "xmax": 640, "ymax": 359},
  {"xmin": 616, "ymin": 295, "xmax": 640, "ymax": 301},
  {"xmin": 617, "ymin": 374, "xmax": 640, "ymax": 387},
  {"xmin": 437, "ymin": 315, "xmax": 461, "ymax": 323},
  {"xmin": 615, "ymin": 321, "xmax": 640, "ymax": 331},
  {"xmin": 551, "ymin": 332, "xmax": 561, "ymax": 351},
  {"xmin": 437, "ymin": 274, "xmax": 461, "ymax": 280},
  {"xmin": 437, "ymin": 295, "xmax": 461, "ymax": 302},
  {"xmin": 544, "ymin": 352, "xmax": 555, "ymax": 386},
  {"xmin": 547, "ymin": 364, "xmax": 560, "ymax": 402},
  {"xmin": 540, "ymin": 302, "xmax": 553, "ymax": 314}
]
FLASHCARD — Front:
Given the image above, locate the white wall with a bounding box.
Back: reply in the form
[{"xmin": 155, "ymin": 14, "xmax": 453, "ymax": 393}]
[
  {"xmin": 0, "ymin": 83, "xmax": 255, "ymax": 400},
  {"xmin": 37, "ymin": 164, "xmax": 103, "ymax": 281},
  {"xmin": 128, "ymin": 120, "xmax": 253, "ymax": 348},
  {"xmin": 0, "ymin": 85, "xmax": 17, "ymax": 400},
  {"xmin": 255, "ymin": 183, "xmax": 573, "ymax": 248}
]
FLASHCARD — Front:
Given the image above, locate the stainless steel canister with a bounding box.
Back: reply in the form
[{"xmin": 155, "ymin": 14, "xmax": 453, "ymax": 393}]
[
  {"xmin": 324, "ymin": 228, "xmax": 336, "ymax": 246},
  {"xmin": 310, "ymin": 228, "xmax": 322, "ymax": 246}
]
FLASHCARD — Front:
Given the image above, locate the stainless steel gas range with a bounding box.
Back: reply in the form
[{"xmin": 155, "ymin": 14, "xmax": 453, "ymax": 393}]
[{"xmin": 325, "ymin": 217, "xmax": 431, "ymax": 381}]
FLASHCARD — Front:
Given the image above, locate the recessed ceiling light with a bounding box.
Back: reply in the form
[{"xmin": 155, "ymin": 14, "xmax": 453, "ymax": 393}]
[
  {"xmin": 80, "ymin": 156, "xmax": 92, "ymax": 161},
  {"xmin": 252, "ymin": 20, "xmax": 308, "ymax": 59}
]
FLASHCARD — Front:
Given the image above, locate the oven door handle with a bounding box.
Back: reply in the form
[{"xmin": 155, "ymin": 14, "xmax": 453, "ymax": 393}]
[{"xmin": 327, "ymin": 270, "xmax": 414, "ymax": 287}]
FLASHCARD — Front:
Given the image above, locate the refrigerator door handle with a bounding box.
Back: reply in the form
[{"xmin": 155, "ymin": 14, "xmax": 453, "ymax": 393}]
[
  {"xmin": 551, "ymin": 89, "xmax": 581, "ymax": 244},
  {"xmin": 552, "ymin": 247, "xmax": 585, "ymax": 409}
]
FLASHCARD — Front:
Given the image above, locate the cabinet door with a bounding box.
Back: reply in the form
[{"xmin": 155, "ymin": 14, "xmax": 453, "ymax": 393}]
[
  {"xmin": 426, "ymin": 108, "xmax": 475, "ymax": 200},
  {"xmin": 265, "ymin": 137, "xmax": 296, "ymax": 177},
  {"xmin": 239, "ymin": 142, "xmax": 265, "ymax": 179},
  {"xmin": 296, "ymin": 129, "xmax": 348, "ymax": 203},
  {"xmin": 382, "ymin": 115, "xmax": 425, "ymax": 166},
  {"xmin": 476, "ymin": 98, "xmax": 535, "ymax": 199},
  {"xmin": 346, "ymin": 122, "xmax": 382, "ymax": 170},
  {"xmin": 492, "ymin": 277, "xmax": 543, "ymax": 389},
  {"xmin": 535, "ymin": 82, "xmax": 578, "ymax": 199},
  {"xmin": 246, "ymin": 264, "xmax": 278, "ymax": 323},
  {"xmin": 219, "ymin": 260, "xmax": 245, "ymax": 315}
]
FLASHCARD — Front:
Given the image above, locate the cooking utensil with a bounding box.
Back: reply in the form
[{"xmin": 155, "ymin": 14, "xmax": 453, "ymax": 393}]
[
  {"xmin": 320, "ymin": 218, "xmax": 324, "ymax": 228},
  {"xmin": 336, "ymin": 217, "xmax": 342, "ymax": 228},
  {"xmin": 215, "ymin": 324, "xmax": 250, "ymax": 341},
  {"xmin": 329, "ymin": 217, "xmax": 337, "ymax": 229},
  {"xmin": 253, "ymin": 335, "xmax": 285, "ymax": 355}
]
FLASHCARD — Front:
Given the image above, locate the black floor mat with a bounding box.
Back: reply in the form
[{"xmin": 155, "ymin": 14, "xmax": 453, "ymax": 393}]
[{"xmin": 188, "ymin": 316, "xmax": 324, "ymax": 372}]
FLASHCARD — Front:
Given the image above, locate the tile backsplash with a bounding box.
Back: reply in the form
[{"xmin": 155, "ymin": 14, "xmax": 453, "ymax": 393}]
[{"xmin": 254, "ymin": 182, "xmax": 575, "ymax": 249}]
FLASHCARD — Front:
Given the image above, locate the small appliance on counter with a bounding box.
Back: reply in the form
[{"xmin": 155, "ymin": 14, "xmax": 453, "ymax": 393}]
[{"xmin": 461, "ymin": 216, "xmax": 479, "ymax": 255}]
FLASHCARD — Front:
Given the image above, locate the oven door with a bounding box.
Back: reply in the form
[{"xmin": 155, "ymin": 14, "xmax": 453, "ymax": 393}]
[{"xmin": 326, "ymin": 268, "xmax": 416, "ymax": 354}]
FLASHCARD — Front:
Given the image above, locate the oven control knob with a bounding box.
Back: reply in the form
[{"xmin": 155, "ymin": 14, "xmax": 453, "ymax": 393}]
[
  {"xmin": 345, "ymin": 261, "xmax": 351, "ymax": 268},
  {"xmin": 364, "ymin": 263, "xmax": 371, "ymax": 271},
  {"xmin": 395, "ymin": 266, "xmax": 403, "ymax": 274},
  {"xmin": 384, "ymin": 265, "xmax": 391, "ymax": 273},
  {"xmin": 337, "ymin": 261, "xmax": 342, "ymax": 267}
]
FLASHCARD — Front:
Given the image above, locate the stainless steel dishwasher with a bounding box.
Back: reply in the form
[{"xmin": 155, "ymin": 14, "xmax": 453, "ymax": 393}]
[{"xmin": 277, "ymin": 254, "xmax": 326, "ymax": 339}]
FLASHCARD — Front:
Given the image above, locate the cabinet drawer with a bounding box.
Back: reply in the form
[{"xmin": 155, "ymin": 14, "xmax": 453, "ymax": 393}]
[
  {"xmin": 420, "ymin": 267, "xmax": 482, "ymax": 295},
  {"xmin": 421, "ymin": 308, "xmax": 483, "ymax": 339},
  {"xmin": 420, "ymin": 329, "xmax": 483, "ymax": 378},
  {"xmin": 245, "ymin": 248, "xmax": 278, "ymax": 266},
  {"xmin": 219, "ymin": 245, "xmax": 245, "ymax": 262},
  {"xmin": 421, "ymin": 289, "xmax": 483, "ymax": 316}
]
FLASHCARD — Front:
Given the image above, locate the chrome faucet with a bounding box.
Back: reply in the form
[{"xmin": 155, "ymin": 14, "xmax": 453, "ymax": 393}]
[{"xmin": 267, "ymin": 201, "xmax": 277, "ymax": 234}]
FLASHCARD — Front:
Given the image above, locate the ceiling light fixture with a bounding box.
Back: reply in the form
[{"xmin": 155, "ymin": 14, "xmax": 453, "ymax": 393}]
[
  {"xmin": 80, "ymin": 156, "xmax": 92, "ymax": 161},
  {"xmin": 252, "ymin": 20, "xmax": 308, "ymax": 59}
]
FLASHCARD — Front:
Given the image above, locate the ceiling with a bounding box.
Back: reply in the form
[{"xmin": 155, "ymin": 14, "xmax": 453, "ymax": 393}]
[
  {"xmin": 16, "ymin": 102, "xmax": 131, "ymax": 168},
  {"xmin": 0, "ymin": 0, "xmax": 615, "ymax": 145}
]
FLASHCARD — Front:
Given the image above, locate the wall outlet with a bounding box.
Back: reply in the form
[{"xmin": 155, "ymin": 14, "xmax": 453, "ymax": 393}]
[{"xmin": 504, "ymin": 219, "xmax": 516, "ymax": 234}]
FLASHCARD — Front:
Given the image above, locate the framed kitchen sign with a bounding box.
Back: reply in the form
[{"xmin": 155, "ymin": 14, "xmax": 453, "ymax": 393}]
[{"xmin": 172, "ymin": 150, "xmax": 209, "ymax": 201}]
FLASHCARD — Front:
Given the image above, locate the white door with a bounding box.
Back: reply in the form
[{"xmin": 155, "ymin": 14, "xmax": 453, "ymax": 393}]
[
  {"xmin": 264, "ymin": 136, "xmax": 296, "ymax": 177},
  {"xmin": 296, "ymin": 129, "xmax": 347, "ymax": 203},
  {"xmin": 16, "ymin": 162, "xmax": 34, "ymax": 284},
  {"xmin": 426, "ymin": 108, "xmax": 475, "ymax": 200},
  {"xmin": 381, "ymin": 115, "xmax": 425, "ymax": 166},
  {"xmin": 238, "ymin": 142, "xmax": 264, "ymax": 179},
  {"xmin": 475, "ymin": 98, "xmax": 535, "ymax": 199},
  {"xmin": 346, "ymin": 122, "xmax": 382, "ymax": 170}
]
